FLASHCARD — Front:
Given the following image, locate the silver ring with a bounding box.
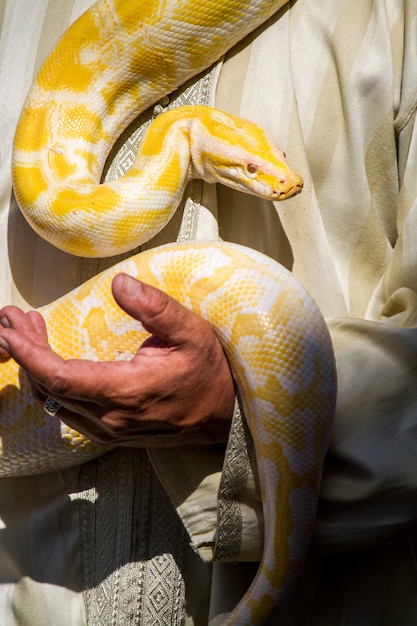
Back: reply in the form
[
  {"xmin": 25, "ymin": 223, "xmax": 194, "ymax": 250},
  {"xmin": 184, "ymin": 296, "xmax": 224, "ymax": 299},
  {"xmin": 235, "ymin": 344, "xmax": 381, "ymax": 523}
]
[{"xmin": 44, "ymin": 396, "xmax": 62, "ymax": 417}]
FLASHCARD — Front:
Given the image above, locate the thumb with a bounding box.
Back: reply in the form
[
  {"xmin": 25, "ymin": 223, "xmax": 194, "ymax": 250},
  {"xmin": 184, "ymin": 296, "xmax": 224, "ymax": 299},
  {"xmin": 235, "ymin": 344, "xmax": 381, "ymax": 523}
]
[{"xmin": 111, "ymin": 273, "xmax": 197, "ymax": 345}]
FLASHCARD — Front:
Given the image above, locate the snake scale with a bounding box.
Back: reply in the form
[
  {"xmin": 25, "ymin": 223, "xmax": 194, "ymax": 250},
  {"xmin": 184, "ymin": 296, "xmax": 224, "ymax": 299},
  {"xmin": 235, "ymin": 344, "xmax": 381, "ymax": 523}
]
[{"xmin": 6, "ymin": 0, "xmax": 337, "ymax": 624}]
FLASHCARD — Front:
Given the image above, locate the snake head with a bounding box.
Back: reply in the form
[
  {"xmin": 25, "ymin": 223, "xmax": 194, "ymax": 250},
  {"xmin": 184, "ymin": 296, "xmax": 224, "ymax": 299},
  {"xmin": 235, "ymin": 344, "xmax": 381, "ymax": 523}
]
[
  {"xmin": 191, "ymin": 107, "xmax": 303, "ymax": 201},
  {"xmin": 238, "ymin": 148, "xmax": 303, "ymax": 200}
]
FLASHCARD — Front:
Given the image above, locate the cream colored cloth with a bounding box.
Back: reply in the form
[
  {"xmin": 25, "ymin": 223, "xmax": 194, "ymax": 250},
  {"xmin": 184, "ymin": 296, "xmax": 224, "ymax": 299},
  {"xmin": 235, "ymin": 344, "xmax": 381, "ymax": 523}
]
[
  {"xmin": 1, "ymin": 0, "xmax": 417, "ymax": 625},
  {"xmin": 213, "ymin": 0, "xmax": 417, "ymax": 553},
  {"xmin": 0, "ymin": 3, "xmax": 97, "ymax": 624},
  {"xmin": 214, "ymin": 2, "xmax": 417, "ymax": 622}
]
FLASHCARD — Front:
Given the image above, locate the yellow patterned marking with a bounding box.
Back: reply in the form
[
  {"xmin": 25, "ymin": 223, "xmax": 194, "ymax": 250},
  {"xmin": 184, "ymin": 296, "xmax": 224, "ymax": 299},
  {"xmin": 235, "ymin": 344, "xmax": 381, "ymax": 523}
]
[{"xmin": 8, "ymin": 1, "xmax": 335, "ymax": 624}]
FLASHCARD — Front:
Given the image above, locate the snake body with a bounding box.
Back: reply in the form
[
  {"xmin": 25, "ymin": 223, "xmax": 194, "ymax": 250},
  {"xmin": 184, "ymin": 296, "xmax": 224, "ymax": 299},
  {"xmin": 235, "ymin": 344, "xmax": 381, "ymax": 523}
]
[
  {"xmin": 12, "ymin": 0, "xmax": 299, "ymax": 258},
  {"xmin": 0, "ymin": 241, "xmax": 336, "ymax": 624},
  {"xmin": 7, "ymin": 0, "xmax": 337, "ymax": 623}
]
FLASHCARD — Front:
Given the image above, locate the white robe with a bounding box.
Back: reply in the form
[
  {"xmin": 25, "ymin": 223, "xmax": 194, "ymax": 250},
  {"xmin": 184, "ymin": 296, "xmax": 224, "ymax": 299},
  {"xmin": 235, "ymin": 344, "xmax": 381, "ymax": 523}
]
[{"xmin": 0, "ymin": 0, "xmax": 417, "ymax": 623}]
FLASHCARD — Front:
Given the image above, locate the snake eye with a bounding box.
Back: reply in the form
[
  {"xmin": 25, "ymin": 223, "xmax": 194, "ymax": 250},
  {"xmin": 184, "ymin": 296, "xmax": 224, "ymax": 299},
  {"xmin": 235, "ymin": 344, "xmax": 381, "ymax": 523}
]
[{"xmin": 247, "ymin": 163, "xmax": 257, "ymax": 174}]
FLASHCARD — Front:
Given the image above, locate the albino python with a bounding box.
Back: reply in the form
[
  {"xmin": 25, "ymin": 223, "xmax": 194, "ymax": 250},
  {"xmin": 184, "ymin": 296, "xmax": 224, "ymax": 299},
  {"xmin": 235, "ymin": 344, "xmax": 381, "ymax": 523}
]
[{"xmin": 6, "ymin": 0, "xmax": 337, "ymax": 624}]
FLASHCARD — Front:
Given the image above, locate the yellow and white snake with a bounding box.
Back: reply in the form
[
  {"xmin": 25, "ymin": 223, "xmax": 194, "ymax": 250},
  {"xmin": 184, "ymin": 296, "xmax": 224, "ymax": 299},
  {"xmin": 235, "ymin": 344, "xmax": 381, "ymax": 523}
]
[{"xmin": 6, "ymin": 0, "xmax": 337, "ymax": 624}]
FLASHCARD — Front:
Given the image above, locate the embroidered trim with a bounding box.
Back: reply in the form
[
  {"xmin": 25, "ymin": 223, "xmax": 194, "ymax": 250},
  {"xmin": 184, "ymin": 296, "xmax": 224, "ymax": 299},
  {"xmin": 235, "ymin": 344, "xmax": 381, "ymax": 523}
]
[
  {"xmin": 214, "ymin": 397, "xmax": 252, "ymax": 561},
  {"xmin": 78, "ymin": 65, "xmax": 225, "ymax": 625},
  {"xmin": 78, "ymin": 449, "xmax": 189, "ymax": 625}
]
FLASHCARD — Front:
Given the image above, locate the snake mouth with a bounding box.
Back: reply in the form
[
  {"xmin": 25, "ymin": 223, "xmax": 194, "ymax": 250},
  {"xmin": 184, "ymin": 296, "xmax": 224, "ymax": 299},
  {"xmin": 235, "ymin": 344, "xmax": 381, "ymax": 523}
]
[{"xmin": 273, "ymin": 181, "xmax": 303, "ymax": 201}]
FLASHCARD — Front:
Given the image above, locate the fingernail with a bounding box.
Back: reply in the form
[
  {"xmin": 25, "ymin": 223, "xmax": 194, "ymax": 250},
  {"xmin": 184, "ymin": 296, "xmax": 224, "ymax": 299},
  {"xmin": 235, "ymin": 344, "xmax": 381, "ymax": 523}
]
[
  {"xmin": 121, "ymin": 274, "xmax": 142, "ymax": 298},
  {"xmin": 0, "ymin": 337, "xmax": 10, "ymax": 356},
  {"xmin": 0, "ymin": 316, "xmax": 11, "ymax": 328}
]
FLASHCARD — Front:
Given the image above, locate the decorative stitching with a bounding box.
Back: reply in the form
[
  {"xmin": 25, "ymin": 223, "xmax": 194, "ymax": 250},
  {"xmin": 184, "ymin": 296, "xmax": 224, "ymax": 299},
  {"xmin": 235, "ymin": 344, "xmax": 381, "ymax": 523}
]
[
  {"xmin": 214, "ymin": 397, "xmax": 252, "ymax": 561},
  {"xmin": 78, "ymin": 449, "xmax": 189, "ymax": 625},
  {"xmin": 77, "ymin": 65, "xmax": 228, "ymax": 626}
]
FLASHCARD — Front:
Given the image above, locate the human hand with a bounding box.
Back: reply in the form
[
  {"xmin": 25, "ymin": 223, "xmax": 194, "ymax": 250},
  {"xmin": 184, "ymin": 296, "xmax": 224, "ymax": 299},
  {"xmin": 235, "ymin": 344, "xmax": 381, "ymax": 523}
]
[{"xmin": 0, "ymin": 274, "xmax": 235, "ymax": 447}]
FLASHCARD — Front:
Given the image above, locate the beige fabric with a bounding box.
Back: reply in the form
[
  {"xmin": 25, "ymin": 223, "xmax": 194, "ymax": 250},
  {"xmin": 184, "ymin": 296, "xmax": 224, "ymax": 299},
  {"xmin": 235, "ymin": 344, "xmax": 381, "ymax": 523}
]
[
  {"xmin": 0, "ymin": 3, "xmax": 95, "ymax": 623},
  {"xmin": 213, "ymin": 1, "xmax": 417, "ymax": 622},
  {"xmin": 0, "ymin": 0, "xmax": 417, "ymax": 624}
]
